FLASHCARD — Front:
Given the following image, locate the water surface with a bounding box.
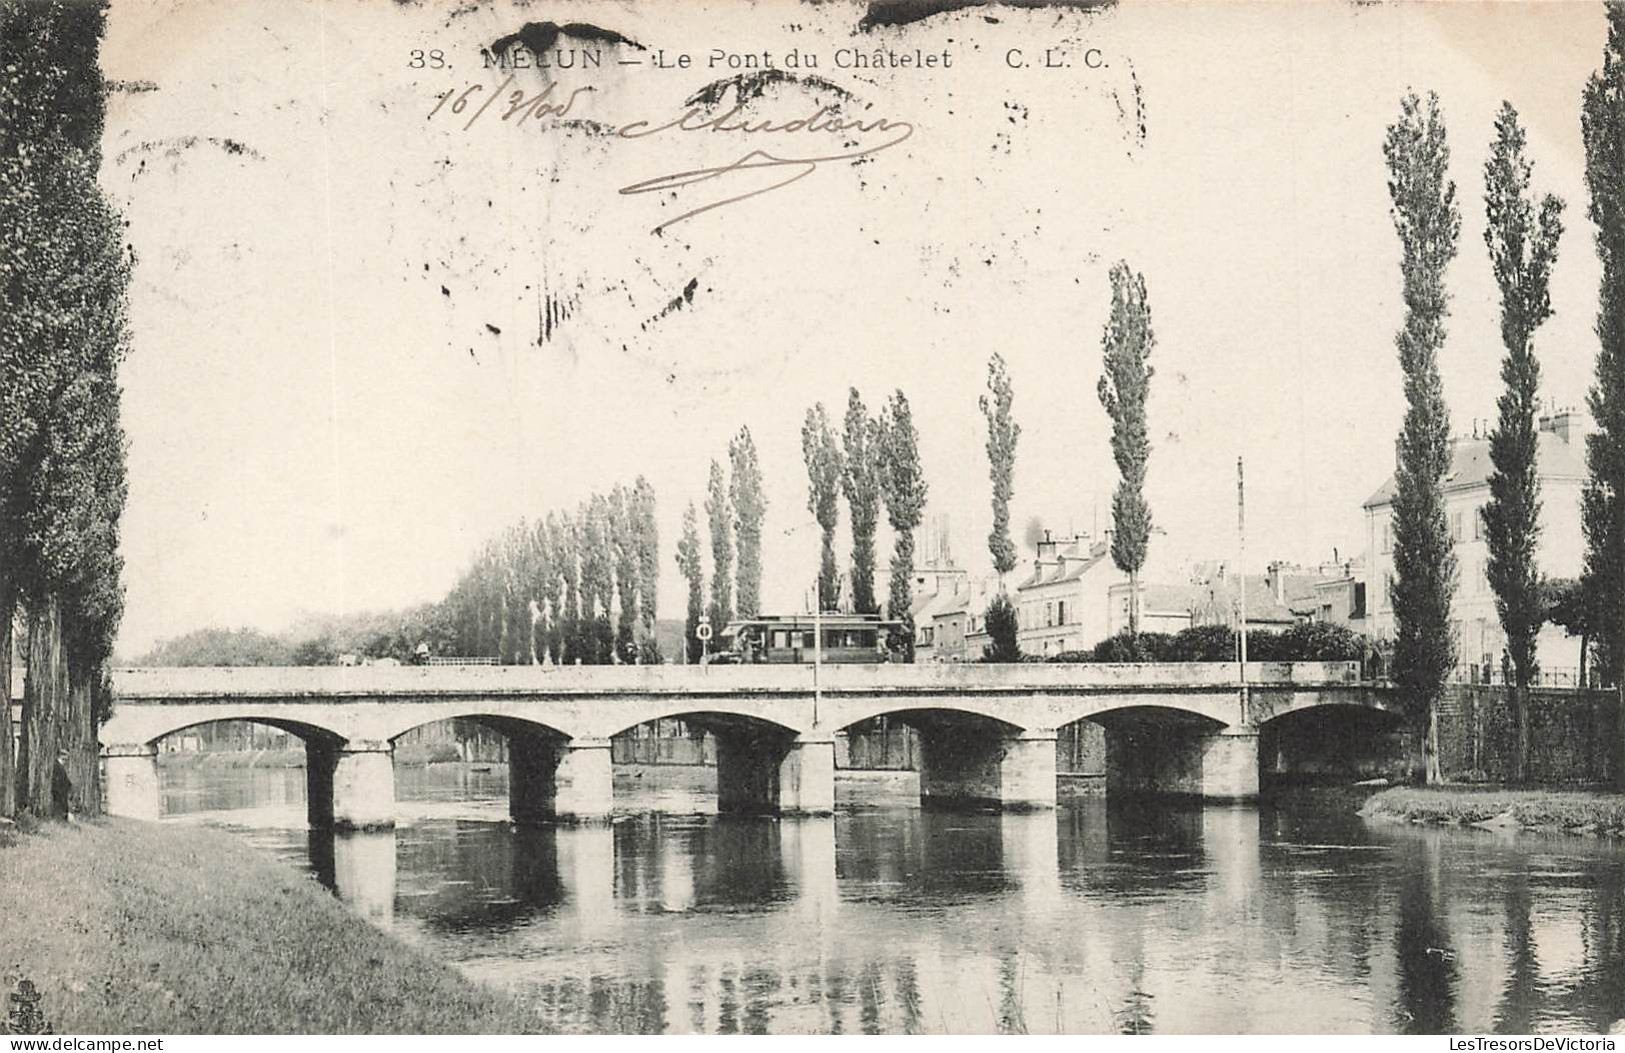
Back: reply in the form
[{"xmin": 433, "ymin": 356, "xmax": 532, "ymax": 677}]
[{"xmin": 161, "ymin": 762, "xmax": 1625, "ymax": 1034}]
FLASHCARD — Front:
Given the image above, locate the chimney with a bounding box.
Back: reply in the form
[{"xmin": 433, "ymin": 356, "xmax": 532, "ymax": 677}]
[
  {"xmin": 1267, "ymin": 561, "xmax": 1287, "ymax": 604},
  {"xmin": 1539, "ymin": 407, "xmax": 1591, "ymax": 447}
]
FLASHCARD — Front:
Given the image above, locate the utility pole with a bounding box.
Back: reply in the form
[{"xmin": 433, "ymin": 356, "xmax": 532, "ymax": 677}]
[
  {"xmin": 812, "ymin": 580, "xmax": 823, "ymax": 728},
  {"xmin": 1237, "ymin": 456, "xmax": 1250, "ymax": 725}
]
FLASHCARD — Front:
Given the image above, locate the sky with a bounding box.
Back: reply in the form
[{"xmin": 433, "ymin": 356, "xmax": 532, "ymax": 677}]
[{"xmin": 96, "ymin": 0, "xmax": 1613, "ymax": 656}]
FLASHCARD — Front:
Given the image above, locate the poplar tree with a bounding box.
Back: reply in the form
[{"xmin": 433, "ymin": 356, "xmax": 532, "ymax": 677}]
[
  {"xmin": 705, "ymin": 459, "xmax": 734, "ymax": 632},
  {"xmin": 980, "ymin": 354, "xmax": 1021, "ymax": 580},
  {"xmin": 728, "ymin": 428, "xmax": 766, "ymax": 619},
  {"xmin": 842, "ymin": 389, "xmax": 883, "ymax": 615},
  {"xmin": 546, "ymin": 511, "xmax": 575, "ymax": 665},
  {"xmin": 3, "ymin": 0, "xmax": 132, "ymax": 817},
  {"xmin": 802, "ymin": 403, "xmax": 844, "ymax": 610},
  {"xmin": 880, "ymin": 391, "xmax": 929, "ymax": 657},
  {"xmin": 608, "ymin": 485, "xmax": 639, "ymax": 663},
  {"xmin": 529, "ymin": 519, "xmax": 555, "ymax": 664},
  {"xmin": 1481, "ymin": 101, "xmax": 1564, "ymax": 781},
  {"xmin": 632, "ymin": 475, "xmax": 660, "ymax": 638},
  {"xmin": 1097, "ymin": 262, "xmax": 1156, "ymax": 636},
  {"xmin": 1384, "ymin": 91, "xmax": 1462, "ymax": 784},
  {"xmin": 676, "ymin": 502, "xmax": 706, "ymax": 663},
  {"xmin": 979, "ymin": 354, "xmax": 1021, "ymax": 660},
  {"xmin": 1581, "ymin": 5, "xmax": 1625, "ymax": 737}
]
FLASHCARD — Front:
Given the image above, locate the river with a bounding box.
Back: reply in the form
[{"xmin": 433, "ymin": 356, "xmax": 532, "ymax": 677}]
[{"xmin": 158, "ymin": 760, "xmax": 1625, "ymax": 1034}]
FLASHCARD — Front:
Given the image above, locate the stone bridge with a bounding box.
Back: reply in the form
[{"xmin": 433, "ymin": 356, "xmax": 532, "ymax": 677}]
[{"xmin": 100, "ymin": 662, "xmax": 1396, "ymax": 829}]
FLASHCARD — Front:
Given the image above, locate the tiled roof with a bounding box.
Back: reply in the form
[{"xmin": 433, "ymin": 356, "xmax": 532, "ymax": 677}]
[
  {"xmin": 1016, "ymin": 541, "xmax": 1110, "ymax": 590},
  {"xmin": 1363, "ymin": 433, "xmax": 1587, "ymax": 509}
]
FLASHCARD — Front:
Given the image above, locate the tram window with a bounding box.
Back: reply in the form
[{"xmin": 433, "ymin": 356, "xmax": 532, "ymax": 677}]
[
  {"xmin": 772, "ymin": 630, "xmax": 789, "ymax": 649},
  {"xmin": 803, "ymin": 632, "xmax": 815, "ymax": 649},
  {"xmin": 857, "ymin": 630, "xmax": 876, "ymax": 648}
]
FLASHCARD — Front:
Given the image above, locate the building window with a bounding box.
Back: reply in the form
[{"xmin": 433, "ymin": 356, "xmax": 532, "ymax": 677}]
[
  {"xmin": 1044, "ymin": 601, "xmax": 1055, "ymax": 627},
  {"xmin": 1472, "ymin": 505, "xmax": 1483, "ymax": 541},
  {"xmin": 1057, "ymin": 599, "xmax": 1067, "ymax": 625},
  {"xmin": 1450, "ymin": 511, "xmax": 1463, "ymax": 542},
  {"xmin": 1382, "ymin": 523, "xmax": 1391, "ymax": 554}
]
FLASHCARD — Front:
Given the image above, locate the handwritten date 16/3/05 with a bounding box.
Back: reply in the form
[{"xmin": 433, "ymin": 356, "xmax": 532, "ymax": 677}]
[{"xmin": 426, "ymin": 78, "xmax": 591, "ymax": 129}]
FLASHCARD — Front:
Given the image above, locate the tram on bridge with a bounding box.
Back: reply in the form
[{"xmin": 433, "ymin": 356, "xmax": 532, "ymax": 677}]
[{"xmin": 715, "ymin": 613, "xmax": 905, "ymax": 664}]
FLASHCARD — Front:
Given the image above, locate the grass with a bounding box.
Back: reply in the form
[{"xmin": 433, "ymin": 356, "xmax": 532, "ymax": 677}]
[
  {"xmin": 1361, "ymin": 785, "xmax": 1625, "ymax": 836},
  {"xmin": 0, "ymin": 819, "xmax": 547, "ymax": 1034}
]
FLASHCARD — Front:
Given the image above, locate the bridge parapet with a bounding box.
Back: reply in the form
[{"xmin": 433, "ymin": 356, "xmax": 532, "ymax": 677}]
[{"xmin": 109, "ymin": 660, "xmax": 1366, "ymax": 700}]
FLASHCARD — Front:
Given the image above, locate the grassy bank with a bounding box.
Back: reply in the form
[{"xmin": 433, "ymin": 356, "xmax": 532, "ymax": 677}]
[
  {"xmin": 1361, "ymin": 786, "xmax": 1625, "ymax": 836},
  {"xmin": 0, "ymin": 819, "xmax": 545, "ymax": 1034}
]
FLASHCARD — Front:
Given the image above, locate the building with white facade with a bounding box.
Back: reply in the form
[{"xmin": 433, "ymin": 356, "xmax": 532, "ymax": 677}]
[{"xmin": 1362, "ymin": 408, "xmax": 1589, "ymax": 677}]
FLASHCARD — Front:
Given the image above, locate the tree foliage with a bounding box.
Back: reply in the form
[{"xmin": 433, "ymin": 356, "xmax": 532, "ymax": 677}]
[
  {"xmin": 1581, "ymin": 2, "xmax": 1625, "ymax": 698},
  {"xmin": 982, "ymin": 593, "xmax": 1021, "ymax": 662},
  {"xmin": 705, "ymin": 459, "xmax": 733, "ymax": 633},
  {"xmin": 1384, "ymin": 91, "xmax": 1463, "ymax": 783},
  {"xmin": 727, "ymin": 427, "xmax": 766, "ymax": 619},
  {"xmin": 880, "ymin": 391, "xmax": 929, "ymax": 658},
  {"xmin": 1481, "ymin": 100, "xmax": 1564, "ymax": 779},
  {"xmin": 676, "ymin": 502, "xmax": 705, "ymax": 663},
  {"xmin": 1096, "ymin": 261, "xmax": 1156, "ymax": 634},
  {"xmin": 841, "ymin": 389, "xmax": 883, "ymax": 615},
  {"xmin": 1, "ymin": 0, "xmax": 132, "ymax": 817},
  {"xmin": 979, "ymin": 354, "xmax": 1021, "ymax": 578},
  {"xmin": 436, "ymin": 482, "xmax": 660, "ymax": 666},
  {"xmin": 802, "ymin": 403, "xmax": 844, "ymax": 609}
]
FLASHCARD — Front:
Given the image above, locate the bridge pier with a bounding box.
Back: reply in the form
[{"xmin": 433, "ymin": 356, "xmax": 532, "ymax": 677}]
[
  {"xmin": 102, "ymin": 745, "xmax": 160, "ymax": 821},
  {"xmin": 510, "ymin": 735, "xmax": 614, "ymax": 824},
  {"xmin": 715, "ymin": 731, "xmax": 835, "ymax": 816},
  {"xmin": 307, "ymin": 741, "xmax": 396, "ymax": 831},
  {"xmin": 1104, "ymin": 723, "xmax": 1259, "ymax": 801},
  {"xmin": 1199, "ymin": 726, "xmax": 1261, "ymax": 800},
  {"xmin": 919, "ymin": 727, "xmax": 1058, "ymax": 811}
]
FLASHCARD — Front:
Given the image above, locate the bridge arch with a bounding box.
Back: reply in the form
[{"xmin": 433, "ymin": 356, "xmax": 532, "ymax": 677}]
[
  {"xmin": 101, "ymin": 705, "xmax": 352, "ymax": 752},
  {"xmin": 1257, "ymin": 701, "xmax": 1408, "ymax": 785}
]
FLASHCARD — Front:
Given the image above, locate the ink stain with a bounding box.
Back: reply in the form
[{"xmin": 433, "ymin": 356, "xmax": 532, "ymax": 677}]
[
  {"xmin": 641, "ymin": 278, "xmax": 701, "ymax": 332},
  {"xmin": 685, "ymin": 69, "xmax": 854, "ymax": 110},
  {"xmin": 485, "ymin": 21, "xmax": 645, "ymax": 64},
  {"xmin": 858, "ymin": 0, "xmax": 1115, "ymax": 32}
]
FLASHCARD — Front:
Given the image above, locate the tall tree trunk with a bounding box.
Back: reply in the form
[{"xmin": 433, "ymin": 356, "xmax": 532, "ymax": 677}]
[
  {"xmin": 1425, "ymin": 702, "xmax": 1442, "ymax": 785},
  {"xmin": 1512, "ymin": 683, "xmax": 1530, "ymax": 784},
  {"xmin": 1580, "ymin": 630, "xmax": 1590, "ymax": 689},
  {"xmin": 62, "ymin": 658, "xmax": 102, "ymax": 817},
  {"xmin": 0, "ymin": 582, "xmax": 15, "ymax": 819},
  {"xmin": 19, "ymin": 597, "xmax": 65, "ymax": 817},
  {"xmin": 1128, "ymin": 569, "xmax": 1140, "ymax": 636}
]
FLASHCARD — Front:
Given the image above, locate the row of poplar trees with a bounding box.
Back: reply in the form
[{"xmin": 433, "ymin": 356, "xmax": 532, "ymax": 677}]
[
  {"xmin": 1386, "ymin": 2, "xmax": 1625, "ymax": 783},
  {"xmin": 442, "ymin": 480, "xmax": 661, "ymax": 665},
  {"xmin": 798, "ymin": 390, "xmax": 928, "ymax": 654},
  {"xmin": 675, "ymin": 426, "xmax": 767, "ymax": 663},
  {"xmin": 977, "ymin": 265, "xmax": 1158, "ymax": 664},
  {"xmin": 1, "ymin": 0, "xmax": 133, "ymax": 818}
]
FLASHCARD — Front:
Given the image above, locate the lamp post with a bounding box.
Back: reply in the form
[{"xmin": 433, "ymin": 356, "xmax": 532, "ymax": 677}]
[{"xmin": 1237, "ymin": 456, "xmax": 1251, "ymax": 726}]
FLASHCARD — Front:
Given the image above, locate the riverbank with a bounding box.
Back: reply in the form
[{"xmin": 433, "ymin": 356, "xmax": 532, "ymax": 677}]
[
  {"xmin": 0, "ymin": 819, "xmax": 545, "ymax": 1033},
  {"xmin": 1361, "ymin": 785, "xmax": 1625, "ymax": 836}
]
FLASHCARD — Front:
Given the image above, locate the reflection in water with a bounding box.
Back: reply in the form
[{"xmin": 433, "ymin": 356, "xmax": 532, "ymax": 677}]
[{"xmin": 163, "ymin": 766, "xmax": 1625, "ymax": 1034}]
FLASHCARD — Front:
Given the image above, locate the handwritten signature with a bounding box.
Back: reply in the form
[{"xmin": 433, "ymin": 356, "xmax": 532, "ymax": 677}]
[{"xmin": 428, "ymin": 77, "xmax": 915, "ymax": 234}]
